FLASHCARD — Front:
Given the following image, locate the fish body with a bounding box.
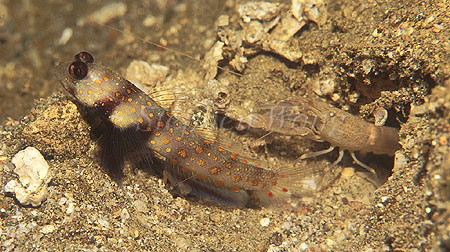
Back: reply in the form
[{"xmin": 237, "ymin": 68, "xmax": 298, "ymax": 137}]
[{"xmin": 57, "ymin": 52, "xmax": 320, "ymax": 206}]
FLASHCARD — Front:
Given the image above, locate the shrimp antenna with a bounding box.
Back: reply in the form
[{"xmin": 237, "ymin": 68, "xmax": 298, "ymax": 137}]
[{"xmin": 88, "ymin": 20, "xmax": 243, "ymax": 77}]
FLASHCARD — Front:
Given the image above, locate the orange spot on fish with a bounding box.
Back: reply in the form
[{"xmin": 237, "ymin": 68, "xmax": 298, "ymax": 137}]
[
  {"xmin": 197, "ymin": 174, "xmax": 207, "ymax": 180},
  {"xmin": 157, "ymin": 121, "xmax": 165, "ymax": 128},
  {"xmin": 195, "ymin": 146, "xmax": 204, "ymax": 154},
  {"xmin": 209, "ymin": 167, "xmax": 221, "ymax": 175},
  {"xmin": 267, "ymin": 192, "xmax": 273, "ymax": 198},
  {"xmin": 282, "ymin": 188, "xmax": 288, "ymax": 192},
  {"xmin": 162, "ymin": 138, "xmax": 170, "ymax": 144},
  {"xmin": 103, "ymin": 76, "xmax": 109, "ymax": 81},
  {"xmin": 177, "ymin": 149, "xmax": 187, "ymax": 158},
  {"xmin": 196, "ymin": 159, "xmax": 205, "ymax": 167},
  {"xmin": 214, "ymin": 179, "xmax": 224, "ymax": 187}
]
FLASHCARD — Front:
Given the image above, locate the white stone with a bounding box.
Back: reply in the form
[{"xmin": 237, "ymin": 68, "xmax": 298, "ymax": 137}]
[
  {"xmin": 4, "ymin": 147, "xmax": 52, "ymax": 207},
  {"xmin": 40, "ymin": 224, "xmax": 55, "ymax": 234},
  {"xmin": 126, "ymin": 60, "xmax": 169, "ymax": 92},
  {"xmin": 260, "ymin": 217, "xmax": 270, "ymax": 227},
  {"xmin": 238, "ymin": 2, "xmax": 281, "ymax": 23}
]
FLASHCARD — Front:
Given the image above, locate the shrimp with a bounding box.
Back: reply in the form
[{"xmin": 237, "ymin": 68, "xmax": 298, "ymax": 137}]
[{"xmin": 225, "ymin": 96, "xmax": 401, "ymax": 172}]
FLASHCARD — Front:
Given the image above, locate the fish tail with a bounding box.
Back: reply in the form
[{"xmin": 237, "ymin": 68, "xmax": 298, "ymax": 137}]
[{"xmin": 254, "ymin": 164, "xmax": 329, "ymax": 206}]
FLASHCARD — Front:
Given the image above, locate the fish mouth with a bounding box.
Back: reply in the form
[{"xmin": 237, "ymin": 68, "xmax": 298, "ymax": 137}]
[{"xmin": 55, "ymin": 61, "xmax": 75, "ymax": 96}]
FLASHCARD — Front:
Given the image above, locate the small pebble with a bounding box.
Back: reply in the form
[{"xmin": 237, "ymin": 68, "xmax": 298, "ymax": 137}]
[
  {"xmin": 260, "ymin": 217, "xmax": 270, "ymax": 227},
  {"xmin": 299, "ymin": 242, "xmax": 309, "ymax": 251},
  {"xmin": 373, "ymin": 107, "xmax": 388, "ymax": 126},
  {"xmin": 209, "ymin": 213, "xmax": 223, "ymax": 223},
  {"xmin": 40, "ymin": 224, "xmax": 55, "ymax": 234},
  {"xmin": 282, "ymin": 222, "xmax": 291, "ymax": 229},
  {"xmin": 133, "ymin": 200, "xmax": 148, "ymax": 213},
  {"xmin": 58, "ymin": 27, "xmax": 73, "ymax": 45},
  {"xmin": 80, "ymin": 2, "xmax": 127, "ymax": 26},
  {"xmin": 217, "ymin": 15, "xmax": 229, "ymax": 27},
  {"xmin": 121, "ymin": 208, "xmax": 130, "ymax": 221},
  {"xmin": 341, "ymin": 167, "xmax": 355, "ymax": 177},
  {"xmin": 66, "ymin": 202, "xmax": 75, "ymax": 214},
  {"xmin": 98, "ymin": 218, "xmax": 110, "ymax": 229},
  {"xmin": 142, "ymin": 15, "xmax": 158, "ymax": 27}
]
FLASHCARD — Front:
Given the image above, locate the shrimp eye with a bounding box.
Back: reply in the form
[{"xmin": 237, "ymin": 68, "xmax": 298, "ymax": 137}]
[
  {"xmin": 69, "ymin": 61, "xmax": 88, "ymax": 80},
  {"xmin": 75, "ymin": 51, "xmax": 94, "ymax": 64}
]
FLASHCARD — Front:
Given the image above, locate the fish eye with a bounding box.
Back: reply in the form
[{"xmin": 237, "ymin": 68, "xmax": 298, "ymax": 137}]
[
  {"xmin": 75, "ymin": 51, "xmax": 94, "ymax": 64},
  {"xmin": 68, "ymin": 61, "xmax": 88, "ymax": 80}
]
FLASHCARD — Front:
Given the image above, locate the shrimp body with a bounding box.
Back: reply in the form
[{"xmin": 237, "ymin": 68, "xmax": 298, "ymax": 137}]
[
  {"xmin": 233, "ymin": 96, "xmax": 400, "ymax": 171},
  {"xmin": 303, "ymin": 97, "xmax": 401, "ymax": 156},
  {"xmin": 57, "ymin": 52, "xmax": 320, "ymax": 206}
]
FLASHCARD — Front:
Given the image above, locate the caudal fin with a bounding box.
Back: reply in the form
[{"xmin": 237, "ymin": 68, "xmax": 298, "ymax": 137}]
[{"xmin": 254, "ymin": 163, "xmax": 334, "ymax": 206}]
